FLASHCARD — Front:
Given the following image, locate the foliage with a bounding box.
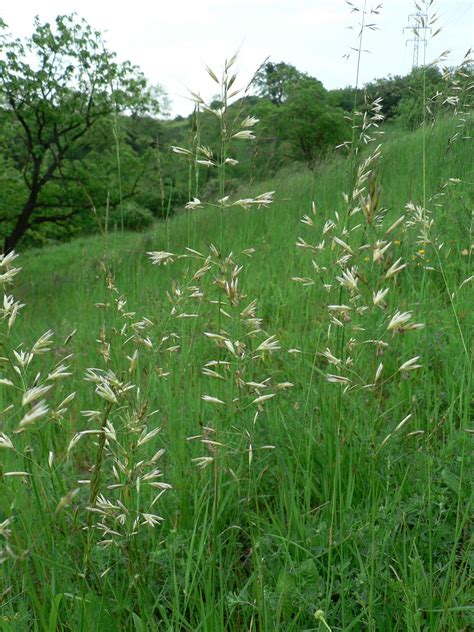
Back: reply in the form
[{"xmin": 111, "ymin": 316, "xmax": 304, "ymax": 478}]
[
  {"xmin": 252, "ymin": 61, "xmax": 310, "ymax": 105},
  {"xmin": 393, "ymin": 67, "xmax": 444, "ymax": 129},
  {"xmin": 109, "ymin": 200, "xmax": 154, "ymax": 231},
  {"xmin": 0, "ymin": 14, "xmax": 157, "ymax": 251},
  {"xmin": 328, "ymin": 85, "xmax": 363, "ymax": 112},
  {"xmin": 190, "ymin": 71, "xmax": 350, "ymax": 171},
  {"xmin": 364, "ymin": 73, "xmax": 410, "ymax": 119},
  {"xmin": 0, "ymin": 17, "xmax": 470, "ymax": 253},
  {"xmin": 277, "ymin": 79, "xmax": 349, "ymax": 165}
]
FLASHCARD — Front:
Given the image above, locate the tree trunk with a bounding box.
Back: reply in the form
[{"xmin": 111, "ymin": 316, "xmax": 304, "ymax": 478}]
[{"xmin": 3, "ymin": 190, "xmax": 38, "ymax": 253}]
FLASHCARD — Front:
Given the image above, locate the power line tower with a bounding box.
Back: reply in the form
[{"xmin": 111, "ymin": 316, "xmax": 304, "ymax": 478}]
[{"xmin": 404, "ymin": 11, "xmax": 431, "ymax": 68}]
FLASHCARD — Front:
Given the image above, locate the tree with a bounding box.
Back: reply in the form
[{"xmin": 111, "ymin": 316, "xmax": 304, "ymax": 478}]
[
  {"xmin": 328, "ymin": 85, "xmax": 363, "ymax": 112},
  {"xmin": 0, "ymin": 14, "xmax": 157, "ymax": 252},
  {"xmin": 253, "ymin": 61, "xmax": 309, "ymax": 106},
  {"xmin": 277, "ymin": 79, "xmax": 349, "ymax": 166},
  {"xmin": 364, "ymin": 74, "xmax": 407, "ymax": 120},
  {"xmin": 394, "ymin": 66, "xmax": 443, "ymax": 129}
]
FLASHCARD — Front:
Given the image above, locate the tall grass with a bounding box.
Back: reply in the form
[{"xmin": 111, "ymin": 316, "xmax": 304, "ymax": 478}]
[{"xmin": 1, "ymin": 6, "xmax": 473, "ymax": 632}]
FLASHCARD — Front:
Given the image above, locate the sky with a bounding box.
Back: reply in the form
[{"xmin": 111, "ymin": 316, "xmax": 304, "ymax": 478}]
[{"xmin": 1, "ymin": 0, "xmax": 472, "ymax": 116}]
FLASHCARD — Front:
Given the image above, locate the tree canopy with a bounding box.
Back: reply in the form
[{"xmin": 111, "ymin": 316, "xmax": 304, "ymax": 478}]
[
  {"xmin": 252, "ymin": 64, "xmax": 349, "ymax": 166},
  {"xmin": 0, "ymin": 14, "xmax": 157, "ymax": 251},
  {"xmin": 253, "ymin": 61, "xmax": 309, "ymax": 105}
]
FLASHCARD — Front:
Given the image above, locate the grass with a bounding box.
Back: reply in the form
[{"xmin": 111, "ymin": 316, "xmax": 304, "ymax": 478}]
[{"xmin": 0, "ymin": 106, "xmax": 472, "ymax": 632}]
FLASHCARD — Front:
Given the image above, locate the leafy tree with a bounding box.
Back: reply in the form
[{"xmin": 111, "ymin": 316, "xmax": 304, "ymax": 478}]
[
  {"xmin": 277, "ymin": 79, "xmax": 349, "ymax": 166},
  {"xmin": 364, "ymin": 74, "xmax": 408, "ymax": 119},
  {"xmin": 395, "ymin": 66, "xmax": 444, "ymax": 129},
  {"xmin": 252, "ymin": 63, "xmax": 349, "ymax": 166},
  {"xmin": 250, "ymin": 98, "xmax": 286, "ymax": 177},
  {"xmin": 328, "ymin": 85, "xmax": 364, "ymax": 112},
  {"xmin": 253, "ymin": 61, "xmax": 309, "ymax": 106},
  {"xmin": 0, "ymin": 14, "xmax": 157, "ymax": 251}
]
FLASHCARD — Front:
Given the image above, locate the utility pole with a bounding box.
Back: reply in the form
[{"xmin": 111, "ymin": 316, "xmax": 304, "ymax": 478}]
[{"xmin": 404, "ymin": 11, "xmax": 431, "ymax": 68}]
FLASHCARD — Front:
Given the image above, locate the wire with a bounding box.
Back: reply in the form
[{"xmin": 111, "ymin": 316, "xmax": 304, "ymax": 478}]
[{"xmin": 438, "ymin": 2, "xmax": 472, "ymax": 31}]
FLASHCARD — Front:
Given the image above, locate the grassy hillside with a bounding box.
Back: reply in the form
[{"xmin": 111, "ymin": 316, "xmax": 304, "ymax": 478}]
[
  {"xmin": 16, "ymin": 117, "xmax": 473, "ymax": 328},
  {"xmin": 1, "ymin": 116, "xmax": 472, "ymax": 631}
]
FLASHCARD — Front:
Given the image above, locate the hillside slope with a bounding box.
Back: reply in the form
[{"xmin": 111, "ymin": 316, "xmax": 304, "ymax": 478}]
[{"xmin": 2, "ymin": 116, "xmax": 472, "ymax": 631}]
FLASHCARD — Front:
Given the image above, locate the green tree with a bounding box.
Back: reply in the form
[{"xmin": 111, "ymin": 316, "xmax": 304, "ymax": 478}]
[
  {"xmin": 364, "ymin": 74, "xmax": 408, "ymax": 119},
  {"xmin": 278, "ymin": 79, "xmax": 349, "ymax": 166},
  {"xmin": 328, "ymin": 85, "xmax": 362, "ymax": 112},
  {"xmin": 253, "ymin": 61, "xmax": 309, "ymax": 105},
  {"xmin": 0, "ymin": 14, "xmax": 156, "ymax": 251},
  {"xmin": 395, "ymin": 66, "xmax": 444, "ymax": 129}
]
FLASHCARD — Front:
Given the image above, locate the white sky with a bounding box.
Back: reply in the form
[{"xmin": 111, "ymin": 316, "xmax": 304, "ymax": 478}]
[{"xmin": 2, "ymin": 0, "xmax": 473, "ymax": 116}]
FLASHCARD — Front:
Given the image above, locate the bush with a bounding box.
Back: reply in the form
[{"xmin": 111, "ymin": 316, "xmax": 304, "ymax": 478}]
[
  {"xmin": 134, "ymin": 192, "xmax": 166, "ymax": 218},
  {"xmin": 109, "ymin": 201, "xmax": 154, "ymax": 231}
]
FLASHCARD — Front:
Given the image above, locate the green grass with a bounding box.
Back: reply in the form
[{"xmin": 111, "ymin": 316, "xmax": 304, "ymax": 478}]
[{"xmin": 0, "ymin": 116, "xmax": 472, "ymax": 631}]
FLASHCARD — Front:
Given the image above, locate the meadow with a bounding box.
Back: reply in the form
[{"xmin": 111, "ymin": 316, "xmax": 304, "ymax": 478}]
[{"xmin": 0, "ymin": 12, "xmax": 473, "ymax": 630}]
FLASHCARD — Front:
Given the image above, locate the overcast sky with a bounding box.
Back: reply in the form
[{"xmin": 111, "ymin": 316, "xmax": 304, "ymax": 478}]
[{"xmin": 1, "ymin": 0, "xmax": 472, "ymax": 116}]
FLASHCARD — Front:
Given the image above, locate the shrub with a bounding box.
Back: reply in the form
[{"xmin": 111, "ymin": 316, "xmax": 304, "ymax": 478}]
[{"xmin": 110, "ymin": 201, "xmax": 154, "ymax": 231}]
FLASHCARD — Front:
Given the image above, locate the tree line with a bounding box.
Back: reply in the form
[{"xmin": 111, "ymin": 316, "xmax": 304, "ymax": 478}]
[{"xmin": 0, "ymin": 15, "xmax": 471, "ymax": 251}]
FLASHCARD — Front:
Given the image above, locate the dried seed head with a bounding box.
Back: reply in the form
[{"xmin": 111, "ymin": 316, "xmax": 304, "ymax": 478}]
[
  {"xmin": 19, "ymin": 400, "xmax": 49, "ymax": 428},
  {"xmin": 147, "ymin": 252, "xmax": 176, "ymax": 266},
  {"xmin": 399, "ymin": 356, "xmax": 422, "ymax": 372},
  {"xmin": 201, "ymin": 395, "xmax": 225, "ymax": 405}
]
